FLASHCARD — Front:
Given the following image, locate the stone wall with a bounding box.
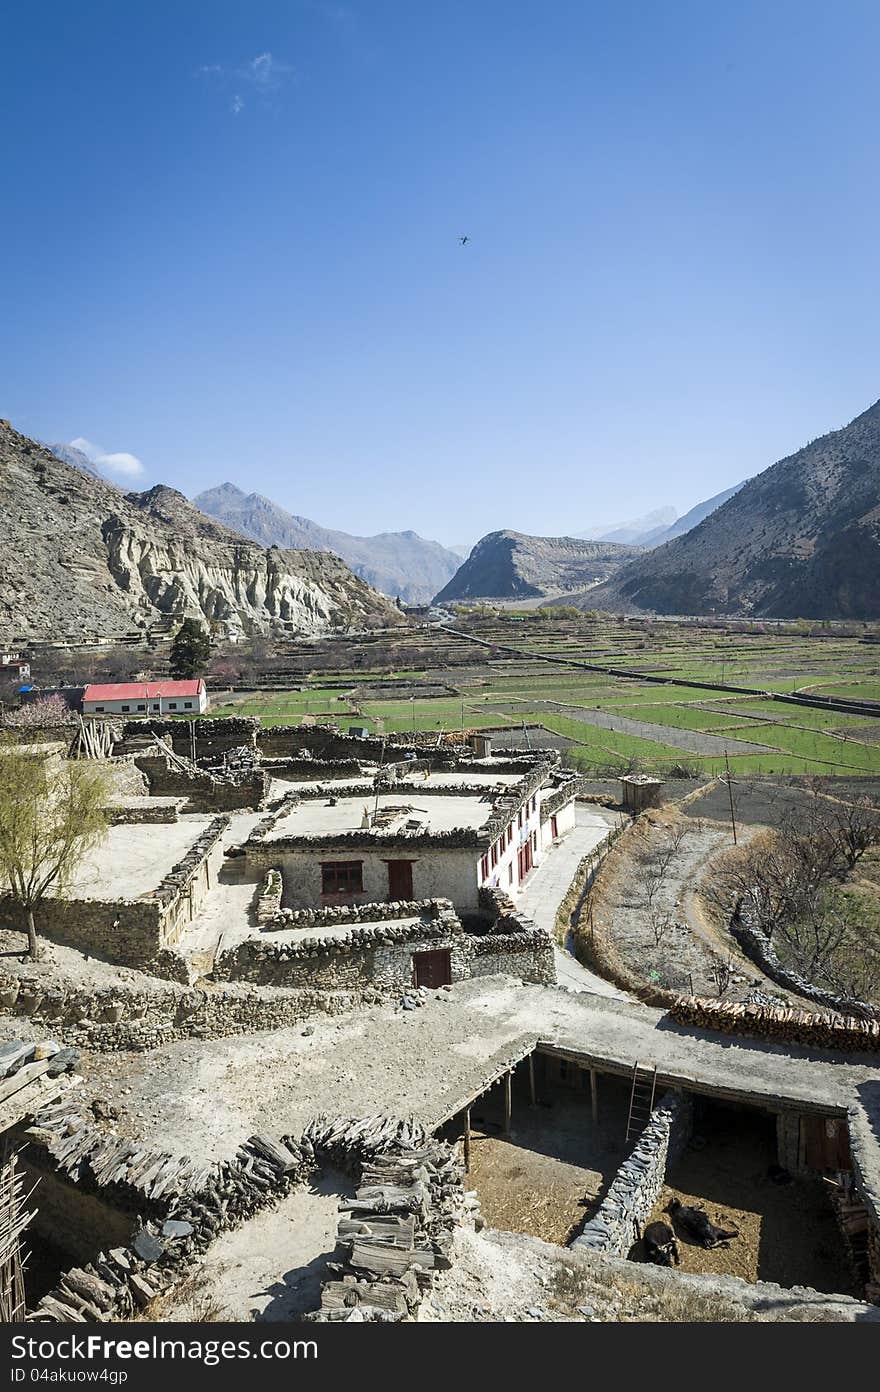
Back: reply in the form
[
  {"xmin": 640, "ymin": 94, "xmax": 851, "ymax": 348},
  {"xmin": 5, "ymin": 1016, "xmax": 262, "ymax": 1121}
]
[
  {"xmin": 265, "ymin": 896, "xmax": 450, "ymax": 931},
  {"xmin": 27, "ymin": 1110, "xmax": 472, "ymax": 1324},
  {"xmin": 731, "ymin": 903, "xmax": 880, "ymax": 1023},
  {"xmin": 255, "ymin": 867, "xmax": 284, "ymax": 923},
  {"xmin": 467, "ymin": 931, "xmax": 556, "ymax": 986},
  {"xmin": 213, "ymin": 911, "xmax": 470, "ymax": 991},
  {"xmin": 0, "ymin": 968, "xmax": 366, "ymax": 1050},
  {"xmin": 671, "ymin": 995, "xmax": 880, "ymax": 1052},
  {"xmin": 127, "ymin": 716, "xmax": 258, "ymax": 756},
  {"xmin": 0, "ymin": 818, "xmax": 228, "ymax": 971},
  {"xmin": 135, "ymin": 755, "xmax": 268, "ymax": 812},
  {"xmin": 571, "ymin": 1091, "xmax": 691, "ymax": 1257}
]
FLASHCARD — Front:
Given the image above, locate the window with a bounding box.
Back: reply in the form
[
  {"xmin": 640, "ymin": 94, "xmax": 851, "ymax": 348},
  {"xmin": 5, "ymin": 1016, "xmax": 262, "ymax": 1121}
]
[
  {"xmin": 152, "ymin": 703, "xmax": 160, "ymax": 710},
  {"xmin": 506, "ymin": 825, "xmax": 513, "ymax": 846},
  {"xmin": 508, "ymin": 864, "xmax": 514, "ymax": 885},
  {"xmin": 137, "ymin": 704, "xmax": 146, "ymax": 712},
  {"xmin": 95, "ymin": 706, "xmax": 104, "ymax": 713},
  {"xmin": 518, "ymin": 809, "xmax": 523, "ymax": 828},
  {"xmin": 184, "ymin": 702, "xmax": 192, "ymax": 709},
  {"xmin": 167, "ymin": 702, "xmax": 177, "ymax": 710},
  {"xmin": 320, "ymin": 861, "xmax": 363, "ymax": 895},
  {"xmin": 121, "ymin": 705, "xmax": 130, "ymax": 712}
]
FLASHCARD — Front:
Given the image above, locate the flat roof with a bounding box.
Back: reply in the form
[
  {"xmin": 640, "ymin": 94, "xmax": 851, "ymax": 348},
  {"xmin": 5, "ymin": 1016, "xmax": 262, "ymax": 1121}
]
[
  {"xmin": 258, "ymin": 790, "xmax": 502, "ymax": 841},
  {"xmin": 59, "ymin": 815, "xmax": 216, "ymax": 900},
  {"xmin": 76, "ymin": 977, "xmax": 880, "ymax": 1167}
]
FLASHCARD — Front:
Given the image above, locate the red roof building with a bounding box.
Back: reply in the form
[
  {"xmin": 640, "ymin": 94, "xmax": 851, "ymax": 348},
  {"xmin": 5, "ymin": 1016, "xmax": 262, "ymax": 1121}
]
[{"xmin": 82, "ymin": 679, "xmax": 207, "ymax": 716}]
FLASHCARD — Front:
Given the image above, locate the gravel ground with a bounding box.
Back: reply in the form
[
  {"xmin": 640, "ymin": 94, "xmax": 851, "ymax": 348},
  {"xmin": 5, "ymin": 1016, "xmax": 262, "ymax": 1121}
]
[{"xmin": 590, "ymin": 812, "xmax": 762, "ymax": 998}]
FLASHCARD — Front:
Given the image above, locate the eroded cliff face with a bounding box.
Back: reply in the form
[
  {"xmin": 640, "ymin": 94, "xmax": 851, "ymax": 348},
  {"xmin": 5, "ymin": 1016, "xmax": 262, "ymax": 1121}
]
[{"xmin": 0, "ymin": 422, "xmax": 401, "ymax": 640}]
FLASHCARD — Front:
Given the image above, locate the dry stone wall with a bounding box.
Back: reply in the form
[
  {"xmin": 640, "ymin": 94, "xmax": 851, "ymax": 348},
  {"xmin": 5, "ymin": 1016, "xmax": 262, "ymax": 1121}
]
[
  {"xmin": 27, "ymin": 1110, "xmax": 472, "ymax": 1324},
  {"xmin": 731, "ymin": 903, "xmax": 880, "ymax": 1023},
  {"xmin": 571, "ymin": 1092, "xmax": 691, "ymax": 1257}
]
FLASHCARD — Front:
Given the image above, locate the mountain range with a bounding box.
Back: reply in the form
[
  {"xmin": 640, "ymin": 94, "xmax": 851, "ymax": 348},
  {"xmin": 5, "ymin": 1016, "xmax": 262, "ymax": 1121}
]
[
  {"xmin": 193, "ymin": 482, "xmax": 460, "ymax": 605},
  {"xmin": 0, "ymin": 422, "xmax": 400, "ymax": 642},
  {"xmin": 432, "ymin": 532, "xmax": 637, "ymax": 604},
  {"xmin": 578, "ymin": 399, "xmax": 880, "ymax": 618}
]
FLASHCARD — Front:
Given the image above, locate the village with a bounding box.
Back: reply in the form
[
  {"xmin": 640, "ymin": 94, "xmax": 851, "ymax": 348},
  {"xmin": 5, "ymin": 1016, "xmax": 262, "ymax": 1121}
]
[{"xmin": 0, "ymin": 647, "xmax": 879, "ymax": 1326}]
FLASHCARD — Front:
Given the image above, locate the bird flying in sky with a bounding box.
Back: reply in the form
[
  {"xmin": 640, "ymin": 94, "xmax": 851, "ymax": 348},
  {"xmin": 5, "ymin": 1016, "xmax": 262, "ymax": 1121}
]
[{"xmin": 459, "ymin": 235, "xmax": 469, "ymax": 245}]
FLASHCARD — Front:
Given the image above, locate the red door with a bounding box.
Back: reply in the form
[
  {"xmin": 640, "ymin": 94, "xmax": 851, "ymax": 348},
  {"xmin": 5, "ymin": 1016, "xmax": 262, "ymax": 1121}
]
[
  {"xmin": 551, "ymin": 815, "xmax": 558, "ymax": 839},
  {"xmin": 413, "ymin": 949, "xmax": 452, "ymax": 988},
  {"xmin": 387, "ymin": 860, "xmax": 414, "ymax": 899}
]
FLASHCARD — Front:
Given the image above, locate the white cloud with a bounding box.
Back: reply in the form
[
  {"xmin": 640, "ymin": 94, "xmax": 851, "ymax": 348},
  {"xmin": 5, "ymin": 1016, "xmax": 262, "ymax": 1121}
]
[
  {"xmin": 70, "ymin": 437, "xmax": 144, "ymax": 478},
  {"xmin": 231, "ymin": 94, "xmax": 244, "ymax": 114},
  {"xmin": 242, "ymin": 51, "xmax": 293, "ymax": 88}
]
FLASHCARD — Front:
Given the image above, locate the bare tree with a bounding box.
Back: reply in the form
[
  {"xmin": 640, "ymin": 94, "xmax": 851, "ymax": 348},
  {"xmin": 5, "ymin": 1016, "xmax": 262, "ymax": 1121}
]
[
  {"xmin": 0, "ymin": 744, "xmax": 109, "ymax": 959},
  {"xmin": 709, "ymin": 954, "xmax": 736, "ymax": 997}
]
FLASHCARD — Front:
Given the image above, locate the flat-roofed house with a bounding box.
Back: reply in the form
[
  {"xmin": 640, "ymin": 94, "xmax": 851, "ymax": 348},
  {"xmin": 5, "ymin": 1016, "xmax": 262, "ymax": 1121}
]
[
  {"xmin": 243, "ymin": 762, "xmax": 578, "ymax": 913},
  {"xmin": 82, "ymin": 679, "xmax": 208, "ymax": 717}
]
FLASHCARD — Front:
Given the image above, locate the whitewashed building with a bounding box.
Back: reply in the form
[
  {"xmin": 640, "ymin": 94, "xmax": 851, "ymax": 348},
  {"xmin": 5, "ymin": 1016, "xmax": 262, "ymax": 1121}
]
[{"xmin": 81, "ymin": 679, "xmax": 208, "ymax": 717}]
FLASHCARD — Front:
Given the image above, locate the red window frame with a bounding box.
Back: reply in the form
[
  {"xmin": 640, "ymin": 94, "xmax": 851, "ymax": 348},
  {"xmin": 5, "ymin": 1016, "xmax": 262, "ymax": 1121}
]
[{"xmin": 320, "ymin": 861, "xmax": 363, "ymax": 895}]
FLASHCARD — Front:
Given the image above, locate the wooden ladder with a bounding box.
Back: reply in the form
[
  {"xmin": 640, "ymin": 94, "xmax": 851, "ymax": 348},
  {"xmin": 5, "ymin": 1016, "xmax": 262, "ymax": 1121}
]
[{"xmin": 626, "ymin": 1061, "xmax": 657, "ymax": 1144}]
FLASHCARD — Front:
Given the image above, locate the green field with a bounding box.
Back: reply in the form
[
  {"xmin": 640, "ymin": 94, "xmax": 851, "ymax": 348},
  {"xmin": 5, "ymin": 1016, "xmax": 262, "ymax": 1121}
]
[{"xmin": 205, "ymin": 613, "xmax": 880, "ymax": 776}]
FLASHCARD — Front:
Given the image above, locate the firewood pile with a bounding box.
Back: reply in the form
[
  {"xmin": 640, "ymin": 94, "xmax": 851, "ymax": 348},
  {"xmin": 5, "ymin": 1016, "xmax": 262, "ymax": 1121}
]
[
  {"xmin": 671, "ymin": 995, "xmax": 880, "ymax": 1052},
  {"xmin": 304, "ymin": 1113, "xmax": 474, "ymax": 1322},
  {"xmin": 824, "ymin": 1170, "xmax": 878, "ymax": 1300},
  {"xmin": 28, "ymin": 1113, "xmax": 473, "ymax": 1324},
  {"xmin": 28, "ymin": 1124, "xmax": 317, "ymax": 1322}
]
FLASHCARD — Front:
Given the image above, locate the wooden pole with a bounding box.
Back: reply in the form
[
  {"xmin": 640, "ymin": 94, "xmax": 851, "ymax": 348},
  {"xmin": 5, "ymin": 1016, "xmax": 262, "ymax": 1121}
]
[
  {"xmin": 504, "ymin": 1070, "xmax": 512, "ymax": 1134},
  {"xmin": 528, "ymin": 1053, "xmax": 536, "ymax": 1106},
  {"xmin": 724, "ymin": 751, "xmax": 738, "ymax": 845},
  {"xmin": 463, "ymin": 1108, "xmax": 471, "ymax": 1172},
  {"xmin": 590, "ymin": 1068, "xmax": 598, "ymax": 1124}
]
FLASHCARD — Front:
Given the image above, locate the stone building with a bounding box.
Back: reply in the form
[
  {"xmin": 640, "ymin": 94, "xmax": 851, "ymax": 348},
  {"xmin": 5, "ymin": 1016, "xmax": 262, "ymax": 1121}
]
[{"xmin": 242, "ymin": 762, "xmax": 577, "ymax": 913}]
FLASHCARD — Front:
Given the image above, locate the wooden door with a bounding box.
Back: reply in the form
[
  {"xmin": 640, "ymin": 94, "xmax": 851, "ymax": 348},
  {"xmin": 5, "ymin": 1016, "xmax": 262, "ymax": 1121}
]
[
  {"xmin": 802, "ymin": 1114, "xmax": 852, "ymax": 1172},
  {"xmin": 551, "ymin": 815, "xmax": 558, "ymax": 839},
  {"xmin": 387, "ymin": 860, "xmax": 414, "ymax": 899},
  {"xmin": 413, "ymin": 949, "xmax": 452, "ymax": 989}
]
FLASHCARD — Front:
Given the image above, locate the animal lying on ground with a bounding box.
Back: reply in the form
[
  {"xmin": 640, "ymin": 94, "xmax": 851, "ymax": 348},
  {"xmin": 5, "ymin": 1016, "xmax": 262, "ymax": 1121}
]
[
  {"xmin": 666, "ymin": 1198, "xmax": 739, "ymax": 1249},
  {"xmin": 640, "ymin": 1220, "xmax": 680, "ymax": 1266}
]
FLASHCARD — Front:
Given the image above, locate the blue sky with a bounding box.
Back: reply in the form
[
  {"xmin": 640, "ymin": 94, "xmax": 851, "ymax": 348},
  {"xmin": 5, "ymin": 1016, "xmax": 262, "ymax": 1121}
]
[{"xmin": 3, "ymin": 1, "xmax": 880, "ymax": 546}]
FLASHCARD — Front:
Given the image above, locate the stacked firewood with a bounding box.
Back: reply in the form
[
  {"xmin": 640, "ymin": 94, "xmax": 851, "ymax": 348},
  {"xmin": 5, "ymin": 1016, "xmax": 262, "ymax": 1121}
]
[
  {"xmin": 824, "ymin": 1170, "xmax": 877, "ymax": 1300},
  {"xmin": 29, "ymin": 1128, "xmax": 315, "ymax": 1321},
  {"xmin": 305, "ymin": 1114, "xmax": 474, "ymax": 1322},
  {"xmin": 28, "ymin": 1113, "xmax": 473, "ymax": 1323},
  {"xmin": 671, "ymin": 995, "xmax": 880, "ymax": 1052}
]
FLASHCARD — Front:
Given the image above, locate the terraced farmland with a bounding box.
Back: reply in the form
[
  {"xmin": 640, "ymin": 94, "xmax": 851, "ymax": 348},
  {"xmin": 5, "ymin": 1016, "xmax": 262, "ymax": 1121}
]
[{"xmin": 207, "ymin": 612, "xmax": 880, "ymax": 776}]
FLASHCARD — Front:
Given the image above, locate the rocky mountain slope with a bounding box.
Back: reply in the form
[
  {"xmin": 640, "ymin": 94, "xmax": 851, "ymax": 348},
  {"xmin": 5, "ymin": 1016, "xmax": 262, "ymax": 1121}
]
[
  {"xmin": 0, "ymin": 422, "xmax": 401, "ymax": 641},
  {"xmin": 432, "ymin": 531, "xmax": 637, "ymax": 603},
  {"xmin": 651, "ymin": 481, "xmax": 746, "ymax": 545},
  {"xmin": 194, "ymin": 482, "xmax": 460, "ymax": 605},
  {"xmin": 585, "ymin": 399, "xmax": 880, "ymax": 618},
  {"xmin": 46, "ymin": 441, "xmax": 108, "ymax": 482}
]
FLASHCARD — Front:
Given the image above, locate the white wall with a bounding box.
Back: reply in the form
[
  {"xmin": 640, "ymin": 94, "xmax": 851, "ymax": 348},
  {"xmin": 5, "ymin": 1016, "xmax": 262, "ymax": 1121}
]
[
  {"xmin": 276, "ymin": 846, "xmax": 482, "ymax": 912},
  {"xmin": 83, "ymin": 692, "xmax": 207, "ymax": 716}
]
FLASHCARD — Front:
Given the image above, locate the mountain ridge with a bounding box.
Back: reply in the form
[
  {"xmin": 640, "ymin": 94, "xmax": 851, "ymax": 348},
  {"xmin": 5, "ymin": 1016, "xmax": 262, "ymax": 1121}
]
[
  {"xmin": 194, "ymin": 482, "xmax": 461, "ymax": 605},
  {"xmin": 582, "ymin": 399, "xmax": 880, "ymax": 618},
  {"xmin": 0, "ymin": 422, "xmax": 400, "ymax": 641},
  {"xmin": 432, "ymin": 530, "xmax": 638, "ymax": 603}
]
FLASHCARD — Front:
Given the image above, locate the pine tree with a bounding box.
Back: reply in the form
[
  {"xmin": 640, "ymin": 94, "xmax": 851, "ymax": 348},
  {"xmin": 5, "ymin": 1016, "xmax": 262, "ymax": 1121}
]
[{"xmin": 170, "ymin": 618, "xmax": 211, "ymax": 679}]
